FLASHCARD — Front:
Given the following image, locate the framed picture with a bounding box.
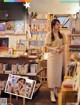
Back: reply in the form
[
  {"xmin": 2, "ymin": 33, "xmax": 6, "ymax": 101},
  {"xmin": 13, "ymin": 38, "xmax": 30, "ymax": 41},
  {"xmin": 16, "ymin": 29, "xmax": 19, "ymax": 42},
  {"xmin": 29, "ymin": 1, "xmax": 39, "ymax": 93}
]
[{"xmin": 5, "ymin": 74, "xmax": 36, "ymax": 99}]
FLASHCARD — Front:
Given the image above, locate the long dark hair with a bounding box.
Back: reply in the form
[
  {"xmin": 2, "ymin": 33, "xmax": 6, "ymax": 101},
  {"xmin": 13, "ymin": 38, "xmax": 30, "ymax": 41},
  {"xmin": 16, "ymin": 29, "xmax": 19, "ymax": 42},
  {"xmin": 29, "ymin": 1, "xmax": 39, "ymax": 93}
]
[
  {"xmin": 17, "ymin": 78, "xmax": 26, "ymax": 84},
  {"xmin": 51, "ymin": 19, "xmax": 63, "ymax": 41}
]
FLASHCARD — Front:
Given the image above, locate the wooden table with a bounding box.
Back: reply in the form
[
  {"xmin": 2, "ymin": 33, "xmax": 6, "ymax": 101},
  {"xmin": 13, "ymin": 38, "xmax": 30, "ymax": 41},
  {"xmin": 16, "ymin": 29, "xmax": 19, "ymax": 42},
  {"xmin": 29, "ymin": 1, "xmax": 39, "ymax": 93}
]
[{"xmin": 58, "ymin": 85, "xmax": 77, "ymax": 105}]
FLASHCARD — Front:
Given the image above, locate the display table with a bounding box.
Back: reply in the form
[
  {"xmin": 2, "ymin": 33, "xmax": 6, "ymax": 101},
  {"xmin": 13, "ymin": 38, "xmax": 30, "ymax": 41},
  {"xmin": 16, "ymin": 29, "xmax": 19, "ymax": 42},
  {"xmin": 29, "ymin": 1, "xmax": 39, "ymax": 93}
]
[{"xmin": 58, "ymin": 84, "xmax": 77, "ymax": 105}]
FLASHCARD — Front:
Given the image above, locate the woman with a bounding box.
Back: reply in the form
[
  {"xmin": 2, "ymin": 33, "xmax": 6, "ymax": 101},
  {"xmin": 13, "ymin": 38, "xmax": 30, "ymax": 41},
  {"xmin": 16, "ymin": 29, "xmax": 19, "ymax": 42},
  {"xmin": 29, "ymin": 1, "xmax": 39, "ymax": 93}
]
[
  {"xmin": 6, "ymin": 78, "xmax": 26, "ymax": 96},
  {"xmin": 13, "ymin": 78, "xmax": 26, "ymax": 96},
  {"xmin": 45, "ymin": 19, "xmax": 66, "ymax": 102}
]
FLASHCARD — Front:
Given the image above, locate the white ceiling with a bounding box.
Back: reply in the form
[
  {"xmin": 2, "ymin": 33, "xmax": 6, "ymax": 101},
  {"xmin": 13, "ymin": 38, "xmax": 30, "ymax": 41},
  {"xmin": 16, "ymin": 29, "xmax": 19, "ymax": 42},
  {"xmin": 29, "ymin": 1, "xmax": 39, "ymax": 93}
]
[{"xmin": 29, "ymin": 0, "xmax": 79, "ymax": 14}]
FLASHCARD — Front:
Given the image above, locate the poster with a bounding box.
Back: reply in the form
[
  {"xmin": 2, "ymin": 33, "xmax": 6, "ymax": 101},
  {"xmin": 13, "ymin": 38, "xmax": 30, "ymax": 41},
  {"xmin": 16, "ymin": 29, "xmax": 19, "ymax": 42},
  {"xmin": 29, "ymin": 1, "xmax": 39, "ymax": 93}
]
[{"xmin": 5, "ymin": 74, "xmax": 36, "ymax": 99}]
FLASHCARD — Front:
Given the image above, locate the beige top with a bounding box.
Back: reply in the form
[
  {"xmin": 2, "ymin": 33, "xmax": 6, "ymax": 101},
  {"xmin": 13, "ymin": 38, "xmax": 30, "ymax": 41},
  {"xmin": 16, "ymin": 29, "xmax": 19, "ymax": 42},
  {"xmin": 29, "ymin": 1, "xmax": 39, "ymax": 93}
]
[{"xmin": 45, "ymin": 32, "xmax": 66, "ymax": 52}]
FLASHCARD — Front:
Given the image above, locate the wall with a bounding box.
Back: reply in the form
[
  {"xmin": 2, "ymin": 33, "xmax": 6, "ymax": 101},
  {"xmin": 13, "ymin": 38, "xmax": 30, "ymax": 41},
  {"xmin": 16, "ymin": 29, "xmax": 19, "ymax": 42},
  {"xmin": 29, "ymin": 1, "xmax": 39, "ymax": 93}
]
[
  {"xmin": 0, "ymin": 3, "xmax": 27, "ymax": 50},
  {"xmin": 29, "ymin": 0, "xmax": 79, "ymax": 14},
  {"xmin": 0, "ymin": 2, "xmax": 26, "ymax": 20}
]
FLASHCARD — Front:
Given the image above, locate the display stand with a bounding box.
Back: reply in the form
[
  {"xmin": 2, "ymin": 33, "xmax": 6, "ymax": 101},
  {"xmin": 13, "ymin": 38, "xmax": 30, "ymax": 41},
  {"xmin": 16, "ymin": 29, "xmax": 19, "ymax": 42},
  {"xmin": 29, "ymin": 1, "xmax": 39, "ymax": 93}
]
[
  {"xmin": 58, "ymin": 92, "xmax": 62, "ymax": 105},
  {"xmin": 0, "ymin": 90, "xmax": 1, "ymax": 96},
  {"xmin": 9, "ymin": 94, "xmax": 12, "ymax": 105},
  {"xmin": 16, "ymin": 96, "xmax": 18, "ymax": 101},
  {"xmin": 23, "ymin": 98, "xmax": 26, "ymax": 105},
  {"xmin": 9, "ymin": 94, "xmax": 26, "ymax": 105}
]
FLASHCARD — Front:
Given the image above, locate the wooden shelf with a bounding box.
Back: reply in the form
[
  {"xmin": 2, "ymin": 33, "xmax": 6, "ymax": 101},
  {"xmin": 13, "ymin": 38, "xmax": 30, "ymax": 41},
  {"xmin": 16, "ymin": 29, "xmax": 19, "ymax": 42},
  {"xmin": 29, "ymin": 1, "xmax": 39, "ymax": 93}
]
[
  {"xmin": 67, "ymin": 34, "xmax": 80, "ymax": 62},
  {"xmin": 27, "ymin": 39, "xmax": 44, "ymax": 42},
  {"xmin": 69, "ymin": 34, "xmax": 80, "ymax": 37},
  {"xmin": 35, "ymin": 19, "xmax": 47, "ymax": 20},
  {"xmin": 31, "ymin": 31, "xmax": 47, "ymax": 32},
  {"xmin": 0, "ymin": 34, "xmax": 26, "ymax": 36}
]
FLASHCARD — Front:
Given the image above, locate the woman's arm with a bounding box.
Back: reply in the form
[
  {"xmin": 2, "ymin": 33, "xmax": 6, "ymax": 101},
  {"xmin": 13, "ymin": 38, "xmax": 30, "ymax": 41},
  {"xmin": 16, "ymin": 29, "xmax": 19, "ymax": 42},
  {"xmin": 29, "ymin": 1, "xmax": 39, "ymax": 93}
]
[
  {"xmin": 45, "ymin": 45, "xmax": 59, "ymax": 53},
  {"xmin": 45, "ymin": 32, "xmax": 59, "ymax": 53}
]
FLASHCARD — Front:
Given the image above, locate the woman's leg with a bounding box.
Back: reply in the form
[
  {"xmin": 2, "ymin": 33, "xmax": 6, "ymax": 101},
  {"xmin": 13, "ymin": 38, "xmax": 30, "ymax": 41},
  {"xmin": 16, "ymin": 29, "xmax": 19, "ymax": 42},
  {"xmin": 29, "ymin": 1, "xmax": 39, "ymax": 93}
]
[
  {"xmin": 54, "ymin": 87, "xmax": 61, "ymax": 98},
  {"xmin": 50, "ymin": 88, "xmax": 56, "ymax": 102}
]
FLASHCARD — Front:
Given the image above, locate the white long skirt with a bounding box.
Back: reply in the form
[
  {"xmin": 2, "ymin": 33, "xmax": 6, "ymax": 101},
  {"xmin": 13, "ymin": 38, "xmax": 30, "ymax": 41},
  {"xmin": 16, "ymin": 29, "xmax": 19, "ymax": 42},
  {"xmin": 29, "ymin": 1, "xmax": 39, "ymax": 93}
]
[{"xmin": 47, "ymin": 52, "xmax": 63, "ymax": 88}]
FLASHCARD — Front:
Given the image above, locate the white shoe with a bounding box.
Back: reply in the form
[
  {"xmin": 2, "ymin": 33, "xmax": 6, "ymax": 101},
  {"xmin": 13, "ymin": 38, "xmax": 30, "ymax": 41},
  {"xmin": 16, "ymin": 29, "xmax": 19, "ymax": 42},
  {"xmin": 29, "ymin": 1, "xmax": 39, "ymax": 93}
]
[{"xmin": 50, "ymin": 91, "xmax": 56, "ymax": 102}]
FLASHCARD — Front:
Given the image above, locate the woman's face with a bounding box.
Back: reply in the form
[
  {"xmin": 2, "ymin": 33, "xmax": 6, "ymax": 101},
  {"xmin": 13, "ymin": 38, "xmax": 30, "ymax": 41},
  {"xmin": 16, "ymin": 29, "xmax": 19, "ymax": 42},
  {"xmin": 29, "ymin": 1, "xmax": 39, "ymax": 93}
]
[
  {"xmin": 53, "ymin": 21, "xmax": 60, "ymax": 31},
  {"xmin": 18, "ymin": 80, "xmax": 25, "ymax": 86}
]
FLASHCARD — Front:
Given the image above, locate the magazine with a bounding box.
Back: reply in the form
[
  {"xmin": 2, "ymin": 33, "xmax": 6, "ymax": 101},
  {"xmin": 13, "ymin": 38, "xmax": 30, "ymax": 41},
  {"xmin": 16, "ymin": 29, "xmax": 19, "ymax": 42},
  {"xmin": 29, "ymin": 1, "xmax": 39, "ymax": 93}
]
[{"xmin": 5, "ymin": 74, "xmax": 36, "ymax": 99}]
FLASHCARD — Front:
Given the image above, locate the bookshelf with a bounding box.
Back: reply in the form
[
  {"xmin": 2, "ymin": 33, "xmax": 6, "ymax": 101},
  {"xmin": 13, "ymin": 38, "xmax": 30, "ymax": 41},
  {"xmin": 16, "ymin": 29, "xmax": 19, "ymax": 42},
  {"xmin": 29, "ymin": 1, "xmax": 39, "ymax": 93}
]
[
  {"xmin": 26, "ymin": 13, "xmax": 49, "ymax": 50},
  {"xmin": 67, "ymin": 34, "xmax": 80, "ymax": 62}
]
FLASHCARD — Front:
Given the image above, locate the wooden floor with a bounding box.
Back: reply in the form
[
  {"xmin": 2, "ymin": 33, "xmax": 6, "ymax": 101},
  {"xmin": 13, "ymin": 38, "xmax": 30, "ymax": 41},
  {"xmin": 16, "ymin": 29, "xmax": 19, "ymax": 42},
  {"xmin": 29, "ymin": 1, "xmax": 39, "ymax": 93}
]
[{"xmin": 1, "ymin": 84, "xmax": 58, "ymax": 105}]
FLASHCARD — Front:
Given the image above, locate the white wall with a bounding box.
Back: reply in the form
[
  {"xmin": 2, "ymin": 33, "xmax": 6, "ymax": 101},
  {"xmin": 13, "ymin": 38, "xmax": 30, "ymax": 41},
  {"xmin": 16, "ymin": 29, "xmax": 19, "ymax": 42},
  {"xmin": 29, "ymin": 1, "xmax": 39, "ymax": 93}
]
[{"xmin": 29, "ymin": 0, "xmax": 79, "ymax": 14}]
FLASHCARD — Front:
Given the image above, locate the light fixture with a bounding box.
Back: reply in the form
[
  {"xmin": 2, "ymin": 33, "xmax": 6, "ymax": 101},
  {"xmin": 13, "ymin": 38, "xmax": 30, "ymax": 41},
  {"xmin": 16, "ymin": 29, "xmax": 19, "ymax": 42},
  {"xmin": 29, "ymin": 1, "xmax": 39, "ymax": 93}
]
[{"xmin": 23, "ymin": 2, "xmax": 30, "ymax": 9}]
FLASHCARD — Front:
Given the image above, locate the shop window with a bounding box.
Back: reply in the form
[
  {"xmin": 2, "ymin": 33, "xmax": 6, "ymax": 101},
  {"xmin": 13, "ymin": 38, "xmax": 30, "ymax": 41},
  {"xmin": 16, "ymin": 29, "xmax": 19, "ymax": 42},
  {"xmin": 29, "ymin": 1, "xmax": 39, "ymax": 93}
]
[{"xmin": 57, "ymin": 16, "xmax": 70, "ymax": 28}]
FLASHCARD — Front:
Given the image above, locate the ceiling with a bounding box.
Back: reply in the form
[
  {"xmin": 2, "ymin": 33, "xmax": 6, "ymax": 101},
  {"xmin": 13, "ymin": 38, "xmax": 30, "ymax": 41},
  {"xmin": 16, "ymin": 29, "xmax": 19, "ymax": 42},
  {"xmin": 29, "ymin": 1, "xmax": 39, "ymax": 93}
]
[{"xmin": 29, "ymin": 0, "xmax": 80, "ymax": 14}]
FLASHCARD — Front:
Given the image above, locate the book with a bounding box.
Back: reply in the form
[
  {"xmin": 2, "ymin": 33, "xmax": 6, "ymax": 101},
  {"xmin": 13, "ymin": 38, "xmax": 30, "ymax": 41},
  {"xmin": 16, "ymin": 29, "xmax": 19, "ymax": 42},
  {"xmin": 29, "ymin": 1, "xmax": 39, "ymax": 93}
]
[
  {"xmin": 16, "ymin": 39, "xmax": 26, "ymax": 51},
  {"xmin": 9, "ymin": 39, "xmax": 17, "ymax": 50},
  {"xmin": 5, "ymin": 21, "xmax": 14, "ymax": 34},
  {"xmin": 18, "ymin": 64, "xmax": 28, "ymax": 74},
  {"xmin": 0, "ymin": 22, "xmax": 5, "ymax": 34},
  {"xmin": 14, "ymin": 21, "xmax": 25, "ymax": 34},
  {"xmin": 0, "ymin": 98, "xmax": 7, "ymax": 105},
  {"xmin": 12, "ymin": 64, "xmax": 18, "ymax": 74},
  {"xmin": 0, "ymin": 81, "xmax": 5, "ymax": 90}
]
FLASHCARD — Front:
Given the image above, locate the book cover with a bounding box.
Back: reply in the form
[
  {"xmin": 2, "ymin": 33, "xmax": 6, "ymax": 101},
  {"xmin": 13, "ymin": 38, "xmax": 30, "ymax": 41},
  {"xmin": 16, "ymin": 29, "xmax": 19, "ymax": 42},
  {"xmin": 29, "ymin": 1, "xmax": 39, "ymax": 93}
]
[
  {"xmin": 5, "ymin": 74, "xmax": 36, "ymax": 99},
  {"xmin": 9, "ymin": 39, "xmax": 17, "ymax": 50},
  {"xmin": 0, "ymin": 23, "xmax": 5, "ymax": 34},
  {"xmin": 16, "ymin": 39, "xmax": 26, "ymax": 51},
  {"xmin": 18, "ymin": 64, "xmax": 28, "ymax": 74},
  {"xmin": 14, "ymin": 21, "xmax": 25, "ymax": 34},
  {"xmin": 5, "ymin": 21, "xmax": 15, "ymax": 34},
  {"xmin": 0, "ymin": 98, "xmax": 7, "ymax": 105}
]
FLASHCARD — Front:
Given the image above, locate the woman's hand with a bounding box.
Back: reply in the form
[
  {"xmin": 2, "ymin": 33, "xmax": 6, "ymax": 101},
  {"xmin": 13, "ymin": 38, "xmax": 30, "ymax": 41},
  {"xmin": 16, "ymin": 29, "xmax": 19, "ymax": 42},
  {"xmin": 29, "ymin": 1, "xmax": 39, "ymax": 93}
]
[
  {"xmin": 60, "ymin": 45, "xmax": 64, "ymax": 51},
  {"xmin": 56, "ymin": 46, "xmax": 64, "ymax": 53}
]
